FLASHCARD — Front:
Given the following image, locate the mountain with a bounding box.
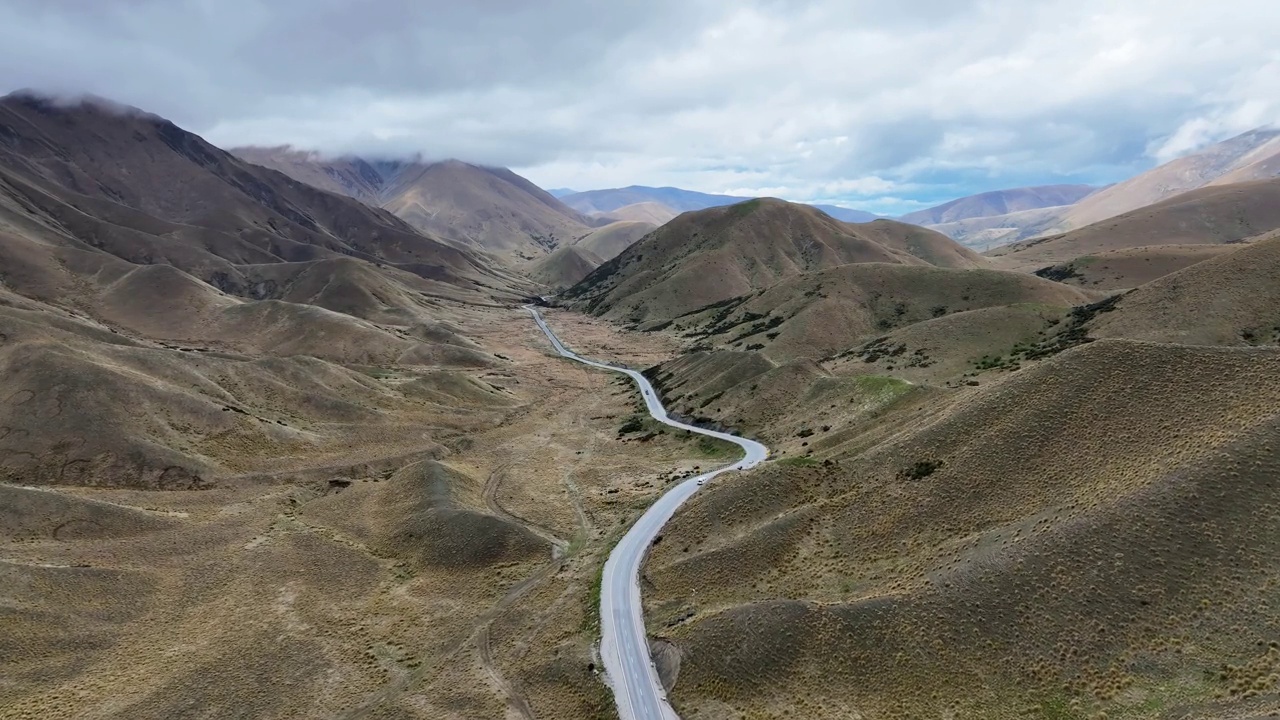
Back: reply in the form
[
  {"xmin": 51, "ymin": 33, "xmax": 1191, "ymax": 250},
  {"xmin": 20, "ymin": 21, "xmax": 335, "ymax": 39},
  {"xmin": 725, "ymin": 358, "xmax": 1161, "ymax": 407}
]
[
  {"xmin": 0, "ymin": 92, "xmax": 728, "ymax": 720},
  {"xmin": 559, "ymin": 185, "xmax": 880, "ymax": 223},
  {"xmin": 1090, "ymin": 228, "xmax": 1280, "ymax": 346},
  {"xmin": 989, "ymin": 177, "xmax": 1280, "ymax": 271},
  {"xmin": 900, "ymin": 184, "xmax": 1096, "ymax": 225},
  {"xmin": 546, "ymin": 187, "xmax": 577, "ymax": 197},
  {"xmin": 0, "ymin": 90, "xmax": 540, "ymax": 488},
  {"xmin": 646, "ymin": 336, "xmax": 1280, "ymax": 719},
  {"xmin": 666, "ymin": 263, "xmax": 1092, "ymax": 361},
  {"xmin": 633, "ymin": 220, "xmax": 1280, "ymax": 718},
  {"xmin": 0, "ymin": 93, "xmax": 521, "ymax": 302},
  {"xmin": 570, "ymin": 219, "xmax": 655, "ymax": 261},
  {"xmin": 526, "ymin": 244, "xmax": 604, "ymax": 289},
  {"xmin": 228, "ymin": 145, "xmax": 387, "ymax": 203},
  {"xmin": 376, "ymin": 160, "xmax": 596, "ymax": 259},
  {"xmin": 920, "ymin": 127, "xmax": 1280, "ymax": 250},
  {"xmin": 231, "ymin": 147, "xmax": 597, "ymax": 259},
  {"xmin": 564, "ymin": 198, "xmax": 985, "ymax": 325},
  {"xmin": 591, "ymin": 201, "xmax": 678, "ymax": 225},
  {"xmin": 919, "ymin": 205, "xmax": 1071, "ymax": 250},
  {"xmin": 1059, "ymin": 126, "xmax": 1280, "ymax": 231}
]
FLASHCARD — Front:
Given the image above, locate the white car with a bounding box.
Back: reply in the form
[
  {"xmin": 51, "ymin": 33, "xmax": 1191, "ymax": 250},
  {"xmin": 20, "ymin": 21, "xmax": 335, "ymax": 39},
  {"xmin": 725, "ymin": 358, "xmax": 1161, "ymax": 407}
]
[{"xmin": 697, "ymin": 479, "xmax": 705, "ymax": 485}]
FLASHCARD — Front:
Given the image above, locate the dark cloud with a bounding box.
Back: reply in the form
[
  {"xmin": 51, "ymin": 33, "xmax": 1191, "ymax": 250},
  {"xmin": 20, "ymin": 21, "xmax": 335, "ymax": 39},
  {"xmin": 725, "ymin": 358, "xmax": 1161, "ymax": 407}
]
[{"xmin": 1, "ymin": 0, "xmax": 1278, "ymax": 212}]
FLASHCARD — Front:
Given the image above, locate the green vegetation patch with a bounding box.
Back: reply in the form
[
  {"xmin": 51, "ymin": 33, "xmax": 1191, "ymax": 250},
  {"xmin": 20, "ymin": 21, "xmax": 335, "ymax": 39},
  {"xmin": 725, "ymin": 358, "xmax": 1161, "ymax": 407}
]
[
  {"xmin": 694, "ymin": 435, "xmax": 738, "ymax": 459},
  {"xmin": 854, "ymin": 374, "xmax": 913, "ymax": 400}
]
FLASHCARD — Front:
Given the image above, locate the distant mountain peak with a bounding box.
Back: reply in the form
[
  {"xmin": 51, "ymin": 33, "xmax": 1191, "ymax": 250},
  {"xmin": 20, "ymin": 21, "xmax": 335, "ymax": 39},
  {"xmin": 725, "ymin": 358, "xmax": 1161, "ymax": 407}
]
[{"xmin": 558, "ymin": 184, "xmax": 879, "ymax": 223}]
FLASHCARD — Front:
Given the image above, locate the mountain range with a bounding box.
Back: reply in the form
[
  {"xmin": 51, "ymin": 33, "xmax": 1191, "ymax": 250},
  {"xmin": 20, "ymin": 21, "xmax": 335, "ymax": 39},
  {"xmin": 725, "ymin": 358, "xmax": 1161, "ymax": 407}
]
[
  {"xmin": 558, "ymin": 185, "xmax": 881, "ymax": 223},
  {"xmin": 912, "ymin": 126, "xmax": 1280, "ymax": 248},
  {"xmin": 230, "ymin": 146, "xmax": 602, "ymax": 260},
  {"xmin": 10, "ymin": 87, "xmax": 1280, "ymax": 720},
  {"xmin": 556, "ymin": 142, "xmax": 1280, "ymax": 719}
]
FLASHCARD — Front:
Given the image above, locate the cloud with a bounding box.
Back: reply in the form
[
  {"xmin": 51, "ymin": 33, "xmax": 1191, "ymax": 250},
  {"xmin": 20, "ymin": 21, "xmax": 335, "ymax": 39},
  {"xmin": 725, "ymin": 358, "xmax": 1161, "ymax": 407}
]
[{"xmin": 2, "ymin": 0, "xmax": 1278, "ymax": 213}]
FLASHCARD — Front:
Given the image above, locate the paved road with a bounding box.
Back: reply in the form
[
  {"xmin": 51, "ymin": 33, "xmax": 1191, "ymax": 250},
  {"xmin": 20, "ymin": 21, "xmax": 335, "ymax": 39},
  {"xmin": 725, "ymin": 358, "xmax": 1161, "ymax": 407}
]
[{"xmin": 527, "ymin": 306, "xmax": 769, "ymax": 720}]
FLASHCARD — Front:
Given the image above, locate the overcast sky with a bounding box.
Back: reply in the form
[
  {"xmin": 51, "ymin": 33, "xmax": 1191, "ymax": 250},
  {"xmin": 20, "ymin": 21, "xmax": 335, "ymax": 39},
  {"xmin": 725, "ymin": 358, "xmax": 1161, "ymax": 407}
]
[{"xmin": 2, "ymin": 1, "xmax": 1279, "ymax": 213}]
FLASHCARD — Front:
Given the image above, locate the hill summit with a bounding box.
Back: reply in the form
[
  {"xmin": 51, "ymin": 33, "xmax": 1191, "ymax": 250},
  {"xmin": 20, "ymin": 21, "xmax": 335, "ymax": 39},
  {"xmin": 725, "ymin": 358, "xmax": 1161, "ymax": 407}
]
[{"xmin": 564, "ymin": 197, "xmax": 985, "ymax": 324}]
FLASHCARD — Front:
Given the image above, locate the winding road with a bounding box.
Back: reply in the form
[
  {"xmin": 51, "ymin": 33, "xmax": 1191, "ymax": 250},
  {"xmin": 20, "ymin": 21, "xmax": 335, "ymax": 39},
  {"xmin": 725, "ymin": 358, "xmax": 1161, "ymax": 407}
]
[{"xmin": 527, "ymin": 306, "xmax": 769, "ymax": 720}]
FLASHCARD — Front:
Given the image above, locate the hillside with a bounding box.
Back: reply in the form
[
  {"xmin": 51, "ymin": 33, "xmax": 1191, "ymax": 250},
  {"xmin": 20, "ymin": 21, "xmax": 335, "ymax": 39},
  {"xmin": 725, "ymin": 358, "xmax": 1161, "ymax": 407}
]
[
  {"xmin": 1058, "ymin": 126, "xmax": 1280, "ymax": 231},
  {"xmin": 921, "ymin": 205, "xmax": 1067, "ymax": 249},
  {"xmin": 1031, "ymin": 244, "xmax": 1234, "ymax": 291},
  {"xmin": 1089, "ymin": 230, "xmax": 1280, "ymax": 346},
  {"xmin": 560, "ymin": 185, "xmax": 879, "ymax": 223},
  {"xmin": 591, "ymin": 201, "xmax": 677, "ymax": 225},
  {"xmin": 565, "ymin": 198, "xmax": 985, "ymax": 324},
  {"xmin": 232, "ymin": 147, "xmax": 596, "ymax": 259},
  {"xmin": 922, "ymin": 127, "xmax": 1280, "ymax": 248},
  {"xmin": 989, "ymin": 177, "xmax": 1280, "ymax": 271},
  {"xmin": 667, "ymin": 263, "xmax": 1092, "ymax": 362},
  {"xmin": 377, "ymin": 160, "xmax": 596, "ymax": 259},
  {"xmin": 525, "ymin": 244, "xmax": 604, "ymax": 289},
  {"xmin": 900, "ymin": 184, "xmax": 1096, "ymax": 225},
  {"xmin": 228, "ymin": 145, "xmax": 387, "ymax": 202},
  {"xmin": 0, "ymin": 93, "xmax": 521, "ymax": 301},
  {"xmin": 571, "ymin": 219, "xmax": 655, "ymax": 261},
  {"xmin": 627, "ymin": 169, "xmax": 1280, "ymax": 718},
  {"xmin": 647, "ymin": 339, "xmax": 1280, "ymax": 719},
  {"xmin": 0, "ymin": 92, "xmax": 739, "ymax": 720}
]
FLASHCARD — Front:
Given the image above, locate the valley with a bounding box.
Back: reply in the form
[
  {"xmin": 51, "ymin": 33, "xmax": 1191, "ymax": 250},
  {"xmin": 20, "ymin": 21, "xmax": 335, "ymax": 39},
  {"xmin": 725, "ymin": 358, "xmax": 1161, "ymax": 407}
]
[{"xmin": 4, "ymin": 75, "xmax": 1280, "ymax": 720}]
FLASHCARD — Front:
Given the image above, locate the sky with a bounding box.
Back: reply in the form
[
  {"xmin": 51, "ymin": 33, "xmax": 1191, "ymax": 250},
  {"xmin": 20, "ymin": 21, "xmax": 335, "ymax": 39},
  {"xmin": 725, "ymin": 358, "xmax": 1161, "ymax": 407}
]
[{"xmin": 2, "ymin": 1, "xmax": 1279, "ymax": 215}]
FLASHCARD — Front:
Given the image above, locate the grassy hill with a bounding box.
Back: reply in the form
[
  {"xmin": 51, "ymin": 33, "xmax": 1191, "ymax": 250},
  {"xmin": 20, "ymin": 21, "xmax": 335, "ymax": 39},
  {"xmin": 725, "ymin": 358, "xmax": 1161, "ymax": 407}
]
[
  {"xmin": 990, "ymin": 178, "xmax": 1280, "ymax": 272},
  {"xmin": 233, "ymin": 148, "xmax": 597, "ymax": 260},
  {"xmin": 900, "ymin": 184, "xmax": 1096, "ymax": 225},
  {"xmin": 664, "ymin": 263, "xmax": 1092, "ymax": 362},
  {"xmin": 565, "ymin": 198, "xmax": 985, "ymax": 325},
  {"xmin": 525, "ymin": 244, "xmax": 604, "ymax": 289},
  {"xmin": 571, "ymin": 219, "xmax": 655, "ymax": 261},
  {"xmin": 647, "ymin": 338, "xmax": 1280, "ymax": 719}
]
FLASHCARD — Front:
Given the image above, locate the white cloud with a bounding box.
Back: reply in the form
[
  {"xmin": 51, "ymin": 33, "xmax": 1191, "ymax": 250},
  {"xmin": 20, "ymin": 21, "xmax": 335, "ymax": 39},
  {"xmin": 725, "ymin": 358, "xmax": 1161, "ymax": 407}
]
[{"xmin": 2, "ymin": 0, "xmax": 1279, "ymax": 212}]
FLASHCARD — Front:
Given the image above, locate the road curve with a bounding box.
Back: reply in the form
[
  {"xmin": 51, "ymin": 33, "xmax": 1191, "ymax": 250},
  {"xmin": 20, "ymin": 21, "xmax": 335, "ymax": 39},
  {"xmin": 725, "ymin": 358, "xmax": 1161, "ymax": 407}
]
[{"xmin": 527, "ymin": 306, "xmax": 769, "ymax": 720}]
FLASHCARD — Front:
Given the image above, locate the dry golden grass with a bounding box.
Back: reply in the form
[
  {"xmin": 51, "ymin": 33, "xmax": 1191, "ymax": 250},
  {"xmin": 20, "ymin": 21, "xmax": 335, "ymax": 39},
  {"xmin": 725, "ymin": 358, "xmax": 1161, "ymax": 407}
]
[
  {"xmin": 1092, "ymin": 230, "xmax": 1280, "ymax": 346},
  {"xmin": 1033, "ymin": 244, "xmax": 1235, "ymax": 292},
  {"xmin": 572, "ymin": 220, "xmax": 657, "ymax": 262},
  {"xmin": 0, "ymin": 304, "xmax": 730, "ymax": 719},
  {"xmin": 0, "ymin": 94, "xmax": 740, "ymax": 719},
  {"xmin": 664, "ymin": 262, "xmax": 1093, "ymax": 362},
  {"xmin": 565, "ymin": 198, "xmax": 985, "ymax": 325},
  {"xmin": 525, "ymin": 245, "xmax": 604, "ymax": 290},
  {"xmin": 646, "ymin": 339, "xmax": 1280, "ymax": 719},
  {"xmin": 990, "ymin": 178, "xmax": 1280, "ymax": 272}
]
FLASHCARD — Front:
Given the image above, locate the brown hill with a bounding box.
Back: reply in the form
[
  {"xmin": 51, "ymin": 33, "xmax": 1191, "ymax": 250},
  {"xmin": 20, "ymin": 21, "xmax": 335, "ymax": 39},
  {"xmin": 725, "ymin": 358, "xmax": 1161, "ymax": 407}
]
[
  {"xmin": 989, "ymin": 177, "xmax": 1280, "ymax": 271},
  {"xmin": 668, "ymin": 263, "xmax": 1092, "ymax": 361},
  {"xmin": 233, "ymin": 146, "xmax": 595, "ymax": 259},
  {"xmin": 572, "ymin": 219, "xmax": 655, "ymax": 261},
  {"xmin": 647, "ymin": 338, "xmax": 1280, "ymax": 719},
  {"xmin": 925, "ymin": 128, "xmax": 1280, "ymax": 248},
  {"xmin": 1056, "ymin": 126, "xmax": 1280, "ymax": 231},
  {"xmin": 228, "ymin": 145, "xmax": 386, "ymax": 203},
  {"xmin": 378, "ymin": 160, "xmax": 594, "ymax": 258},
  {"xmin": 525, "ymin": 244, "xmax": 604, "ymax": 289},
  {"xmin": 591, "ymin": 201, "xmax": 677, "ymax": 225},
  {"xmin": 900, "ymin": 184, "xmax": 1096, "ymax": 225},
  {"xmin": 565, "ymin": 198, "xmax": 986, "ymax": 324},
  {"xmin": 1032, "ymin": 244, "xmax": 1234, "ymax": 291},
  {"xmin": 921, "ymin": 205, "xmax": 1076, "ymax": 250},
  {"xmin": 0, "ymin": 93, "xmax": 520, "ymax": 302},
  {"xmin": 1089, "ymin": 230, "xmax": 1280, "ymax": 346}
]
